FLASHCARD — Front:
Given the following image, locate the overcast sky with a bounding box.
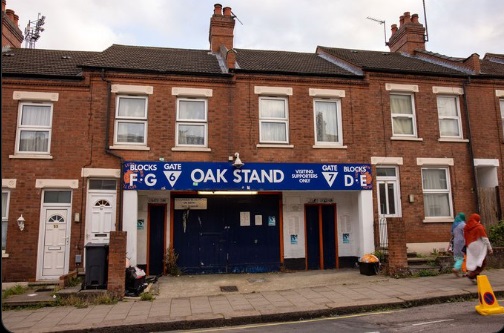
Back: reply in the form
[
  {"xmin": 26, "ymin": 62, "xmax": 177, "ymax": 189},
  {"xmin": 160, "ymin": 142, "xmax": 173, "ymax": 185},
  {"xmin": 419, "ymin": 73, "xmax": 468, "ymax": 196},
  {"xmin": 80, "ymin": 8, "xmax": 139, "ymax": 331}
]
[{"xmin": 10, "ymin": 0, "xmax": 503, "ymax": 58}]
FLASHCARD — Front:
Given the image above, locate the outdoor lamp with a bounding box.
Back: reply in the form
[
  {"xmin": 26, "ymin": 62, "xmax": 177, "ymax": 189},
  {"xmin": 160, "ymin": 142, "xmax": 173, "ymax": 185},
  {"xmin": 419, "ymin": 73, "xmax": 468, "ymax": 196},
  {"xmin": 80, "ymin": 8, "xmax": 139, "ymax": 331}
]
[
  {"xmin": 232, "ymin": 152, "xmax": 244, "ymax": 169},
  {"xmin": 17, "ymin": 214, "xmax": 25, "ymax": 231}
]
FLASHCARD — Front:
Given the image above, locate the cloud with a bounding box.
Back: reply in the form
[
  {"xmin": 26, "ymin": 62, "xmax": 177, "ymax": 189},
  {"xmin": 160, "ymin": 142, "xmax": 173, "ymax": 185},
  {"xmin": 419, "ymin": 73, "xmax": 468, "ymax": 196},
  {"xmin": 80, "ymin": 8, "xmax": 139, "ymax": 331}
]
[{"xmin": 9, "ymin": 0, "xmax": 503, "ymax": 57}]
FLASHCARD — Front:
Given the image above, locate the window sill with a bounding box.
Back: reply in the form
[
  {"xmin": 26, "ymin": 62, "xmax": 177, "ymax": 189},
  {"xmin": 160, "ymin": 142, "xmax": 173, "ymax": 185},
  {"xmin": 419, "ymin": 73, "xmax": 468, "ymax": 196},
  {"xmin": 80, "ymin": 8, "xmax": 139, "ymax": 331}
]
[
  {"xmin": 9, "ymin": 154, "xmax": 53, "ymax": 159},
  {"xmin": 256, "ymin": 144, "xmax": 294, "ymax": 148},
  {"xmin": 390, "ymin": 137, "xmax": 424, "ymax": 142},
  {"xmin": 381, "ymin": 215, "xmax": 402, "ymax": 219},
  {"xmin": 2, "ymin": 252, "xmax": 9, "ymax": 258},
  {"xmin": 171, "ymin": 147, "xmax": 211, "ymax": 152},
  {"xmin": 109, "ymin": 145, "xmax": 150, "ymax": 151},
  {"xmin": 438, "ymin": 138, "xmax": 469, "ymax": 143},
  {"xmin": 312, "ymin": 144, "xmax": 347, "ymax": 149},
  {"xmin": 423, "ymin": 217, "xmax": 453, "ymax": 223}
]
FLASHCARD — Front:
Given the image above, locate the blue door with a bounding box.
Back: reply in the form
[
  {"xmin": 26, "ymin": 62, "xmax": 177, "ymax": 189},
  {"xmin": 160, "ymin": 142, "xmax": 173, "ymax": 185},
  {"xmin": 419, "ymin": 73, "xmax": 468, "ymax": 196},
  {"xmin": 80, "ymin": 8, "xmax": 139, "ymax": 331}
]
[
  {"xmin": 305, "ymin": 204, "xmax": 338, "ymax": 270},
  {"xmin": 173, "ymin": 194, "xmax": 281, "ymax": 274},
  {"xmin": 148, "ymin": 204, "xmax": 166, "ymax": 275}
]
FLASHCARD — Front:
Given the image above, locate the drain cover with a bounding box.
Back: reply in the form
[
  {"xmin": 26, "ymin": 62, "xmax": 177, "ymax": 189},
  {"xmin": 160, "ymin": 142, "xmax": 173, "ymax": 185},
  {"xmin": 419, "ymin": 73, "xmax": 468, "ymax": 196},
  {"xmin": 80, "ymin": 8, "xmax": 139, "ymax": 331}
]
[{"xmin": 220, "ymin": 285, "xmax": 238, "ymax": 292}]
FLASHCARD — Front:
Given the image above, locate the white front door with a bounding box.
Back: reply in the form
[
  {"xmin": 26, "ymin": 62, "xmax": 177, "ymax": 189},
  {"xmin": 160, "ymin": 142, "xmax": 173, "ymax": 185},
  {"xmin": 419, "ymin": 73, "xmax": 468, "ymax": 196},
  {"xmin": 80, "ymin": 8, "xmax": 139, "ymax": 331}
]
[
  {"xmin": 86, "ymin": 192, "xmax": 116, "ymax": 244},
  {"xmin": 41, "ymin": 208, "xmax": 70, "ymax": 277}
]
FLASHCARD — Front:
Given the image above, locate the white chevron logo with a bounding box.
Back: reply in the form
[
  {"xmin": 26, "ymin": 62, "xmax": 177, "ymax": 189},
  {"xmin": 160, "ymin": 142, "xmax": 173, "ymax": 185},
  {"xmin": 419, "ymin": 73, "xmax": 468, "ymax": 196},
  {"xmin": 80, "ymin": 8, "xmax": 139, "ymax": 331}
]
[
  {"xmin": 164, "ymin": 171, "xmax": 182, "ymax": 187},
  {"xmin": 322, "ymin": 172, "xmax": 338, "ymax": 187}
]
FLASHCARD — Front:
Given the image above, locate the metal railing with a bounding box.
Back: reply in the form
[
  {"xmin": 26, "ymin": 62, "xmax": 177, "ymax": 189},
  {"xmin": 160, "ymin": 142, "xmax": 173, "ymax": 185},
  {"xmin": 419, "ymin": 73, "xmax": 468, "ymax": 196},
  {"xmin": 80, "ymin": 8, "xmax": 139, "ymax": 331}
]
[{"xmin": 378, "ymin": 215, "xmax": 388, "ymax": 251}]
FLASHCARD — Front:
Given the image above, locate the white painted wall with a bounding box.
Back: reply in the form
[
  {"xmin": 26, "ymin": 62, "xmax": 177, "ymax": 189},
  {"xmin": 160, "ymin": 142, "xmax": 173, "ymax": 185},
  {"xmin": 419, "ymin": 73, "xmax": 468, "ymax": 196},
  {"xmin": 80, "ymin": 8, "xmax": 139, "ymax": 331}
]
[
  {"xmin": 136, "ymin": 194, "xmax": 148, "ymax": 265},
  {"xmin": 123, "ymin": 190, "xmax": 138, "ymax": 266},
  {"xmin": 357, "ymin": 190, "xmax": 375, "ymax": 257},
  {"xmin": 282, "ymin": 190, "xmax": 373, "ymax": 260}
]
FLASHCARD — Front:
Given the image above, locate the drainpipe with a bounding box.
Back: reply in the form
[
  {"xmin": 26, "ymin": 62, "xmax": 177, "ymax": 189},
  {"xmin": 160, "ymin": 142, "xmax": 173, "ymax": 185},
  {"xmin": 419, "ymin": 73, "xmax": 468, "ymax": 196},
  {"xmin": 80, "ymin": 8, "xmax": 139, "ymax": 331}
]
[
  {"xmin": 101, "ymin": 69, "xmax": 124, "ymax": 231},
  {"xmin": 462, "ymin": 76, "xmax": 480, "ymax": 213}
]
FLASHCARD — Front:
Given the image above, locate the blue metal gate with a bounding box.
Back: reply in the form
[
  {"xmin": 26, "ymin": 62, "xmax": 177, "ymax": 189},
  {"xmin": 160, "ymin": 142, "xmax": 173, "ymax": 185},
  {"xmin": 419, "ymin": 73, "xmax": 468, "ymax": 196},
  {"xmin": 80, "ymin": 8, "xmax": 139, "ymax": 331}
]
[{"xmin": 173, "ymin": 194, "xmax": 281, "ymax": 274}]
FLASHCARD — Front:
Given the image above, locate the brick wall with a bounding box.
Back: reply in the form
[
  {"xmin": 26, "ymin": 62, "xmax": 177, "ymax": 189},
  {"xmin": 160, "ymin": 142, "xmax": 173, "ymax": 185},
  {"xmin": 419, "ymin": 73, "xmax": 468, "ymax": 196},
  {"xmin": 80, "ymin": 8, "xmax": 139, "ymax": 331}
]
[
  {"xmin": 386, "ymin": 217, "xmax": 409, "ymax": 276},
  {"xmin": 107, "ymin": 231, "xmax": 127, "ymax": 297}
]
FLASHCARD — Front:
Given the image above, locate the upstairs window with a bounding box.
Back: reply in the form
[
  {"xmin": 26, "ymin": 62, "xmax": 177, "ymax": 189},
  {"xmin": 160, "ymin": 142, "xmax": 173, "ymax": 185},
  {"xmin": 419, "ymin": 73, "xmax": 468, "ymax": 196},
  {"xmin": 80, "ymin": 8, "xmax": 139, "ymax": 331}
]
[
  {"xmin": 390, "ymin": 93, "xmax": 417, "ymax": 137},
  {"xmin": 422, "ymin": 167, "xmax": 452, "ymax": 218},
  {"xmin": 259, "ymin": 97, "xmax": 289, "ymax": 144},
  {"xmin": 176, "ymin": 98, "xmax": 207, "ymax": 147},
  {"xmin": 114, "ymin": 96, "xmax": 148, "ymax": 145},
  {"xmin": 314, "ymin": 99, "xmax": 342, "ymax": 145},
  {"xmin": 437, "ymin": 95, "xmax": 462, "ymax": 138},
  {"xmin": 15, "ymin": 102, "xmax": 53, "ymax": 154}
]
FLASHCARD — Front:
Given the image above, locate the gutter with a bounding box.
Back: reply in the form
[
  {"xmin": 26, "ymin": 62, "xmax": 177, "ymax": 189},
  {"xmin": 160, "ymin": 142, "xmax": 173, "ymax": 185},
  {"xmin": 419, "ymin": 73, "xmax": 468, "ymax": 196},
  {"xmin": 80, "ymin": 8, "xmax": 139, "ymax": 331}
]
[
  {"xmin": 101, "ymin": 69, "xmax": 124, "ymax": 231},
  {"xmin": 462, "ymin": 76, "xmax": 480, "ymax": 212}
]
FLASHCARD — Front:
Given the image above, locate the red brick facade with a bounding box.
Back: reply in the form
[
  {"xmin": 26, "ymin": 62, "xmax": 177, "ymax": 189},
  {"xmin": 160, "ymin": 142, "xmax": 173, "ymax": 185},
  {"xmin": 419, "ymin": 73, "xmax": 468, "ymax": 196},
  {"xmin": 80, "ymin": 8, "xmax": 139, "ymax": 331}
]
[{"xmin": 2, "ymin": 4, "xmax": 503, "ymax": 282}]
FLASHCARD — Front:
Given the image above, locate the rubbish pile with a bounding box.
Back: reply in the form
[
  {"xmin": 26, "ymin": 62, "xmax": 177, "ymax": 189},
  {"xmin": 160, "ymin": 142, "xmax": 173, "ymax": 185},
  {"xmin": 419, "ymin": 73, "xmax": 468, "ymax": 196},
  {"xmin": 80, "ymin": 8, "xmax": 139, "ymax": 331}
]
[
  {"xmin": 125, "ymin": 259, "xmax": 148, "ymax": 297},
  {"xmin": 358, "ymin": 253, "xmax": 380, "ymax": 276}
]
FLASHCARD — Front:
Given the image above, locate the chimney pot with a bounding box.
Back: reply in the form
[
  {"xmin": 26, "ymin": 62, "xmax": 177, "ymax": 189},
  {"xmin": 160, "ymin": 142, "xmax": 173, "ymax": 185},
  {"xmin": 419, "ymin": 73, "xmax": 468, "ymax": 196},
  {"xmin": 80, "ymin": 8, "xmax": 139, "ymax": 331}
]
[
  {"xmin": 391, "ymin": 24, "xmax": 398, "ymax": 35},
  {"xmin": 403, "ymin": 12, "xmax": 411, "ymax": 24},
  {"xmin": 399, "ymin": 15, "xmax": 404, "ymax": 26},
  {"xmin": 2, "ymin": 0, "xmax": 6, "ymax": 13},
  {"xmin": 14, "ymin": 13, "xmax": 19, "ymax": 25},
  {"xmin": 411, "ymin": 14, "xmax": 419, "ymax": 24},
  {"xmin": 223, "ymin": 6, "xmax": 232, "ymax": 16},
  {"xmin": 6, "ymin": 8, "xmax": 14, "ymax": 22},
  {"xmin": 213, "ymin": 3, "xmax": 222, "ymax": 15}
]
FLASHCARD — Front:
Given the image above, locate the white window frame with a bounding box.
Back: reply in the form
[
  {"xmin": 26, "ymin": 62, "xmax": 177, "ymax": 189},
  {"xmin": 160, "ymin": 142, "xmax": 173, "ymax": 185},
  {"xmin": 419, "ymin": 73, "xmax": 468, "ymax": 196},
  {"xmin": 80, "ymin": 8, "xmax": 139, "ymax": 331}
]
[
  {"xmin": 421, "ymin": 167, "xmax": 453, "ymax": 220},
  {"xmin": 437, "ymin": 95, "xmax": 463, "ymax": 139},
  {"xmin": 313, "ymin": 98, "xmax": 343, "ymax": 146},
  {"xmin": 376, "ymin": 166, "xmax": 402, "ymax": 218},
  {"xmin": 113, "ymin": 95, "xmax": 148, "ymax": 146},
  {"xmin": 390, "ymin": 93, "xmax": 417, "ymax": 138},
  {"xmin": 500, "ymin": 99, "xmax": 504, "ymax": 140},
  {"xmin": 259, "ymin": 96, "xmax": 289, "ymax": 144},
  {"xmin": 2, "ymin": 190, "xmax": 10, "ymax": 255},
  {"xmin": 175, "ymin": 98, "xmax": 208, "ymax": 147},
  {"xmin": 15, "ymin": 102, "xmax": 53, "ymax": 155}
]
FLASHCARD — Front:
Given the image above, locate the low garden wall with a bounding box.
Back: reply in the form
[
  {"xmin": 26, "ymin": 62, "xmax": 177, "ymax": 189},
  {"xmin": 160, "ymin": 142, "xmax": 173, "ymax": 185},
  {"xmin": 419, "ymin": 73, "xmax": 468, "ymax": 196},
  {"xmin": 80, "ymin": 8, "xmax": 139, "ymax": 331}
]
[{"xmin": 487, "ymin": 247, "xmax": 504, "ymax": 269}]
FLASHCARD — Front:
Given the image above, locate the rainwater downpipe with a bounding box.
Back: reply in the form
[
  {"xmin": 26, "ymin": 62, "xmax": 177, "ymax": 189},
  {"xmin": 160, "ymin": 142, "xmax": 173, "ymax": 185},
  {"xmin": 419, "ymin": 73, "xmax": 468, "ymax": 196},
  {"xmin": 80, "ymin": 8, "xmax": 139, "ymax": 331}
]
[
  {"xmin": 101, "ymin": 69, "xmax": 124, "ymax": 231},
  {"xmin": 462, "ymin": 76, "xmax": 480, "ymax": 213}
]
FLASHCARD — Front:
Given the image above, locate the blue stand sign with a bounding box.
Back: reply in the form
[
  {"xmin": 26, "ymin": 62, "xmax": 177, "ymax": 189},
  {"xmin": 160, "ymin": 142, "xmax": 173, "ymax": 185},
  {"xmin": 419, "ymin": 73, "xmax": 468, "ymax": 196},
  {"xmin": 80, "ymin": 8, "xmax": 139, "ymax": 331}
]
[{"xmin": 123, "ymin": 161, "xmax": 372, "ymax": 191}]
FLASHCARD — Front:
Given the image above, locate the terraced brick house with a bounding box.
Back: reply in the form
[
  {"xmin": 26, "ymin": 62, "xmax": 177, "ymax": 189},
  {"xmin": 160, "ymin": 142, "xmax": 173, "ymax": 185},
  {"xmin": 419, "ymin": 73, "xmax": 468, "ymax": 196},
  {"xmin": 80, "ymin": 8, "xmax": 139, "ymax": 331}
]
[{"xmin": 2, "ymin": 4, "xmax": 503, "ymax": 282}]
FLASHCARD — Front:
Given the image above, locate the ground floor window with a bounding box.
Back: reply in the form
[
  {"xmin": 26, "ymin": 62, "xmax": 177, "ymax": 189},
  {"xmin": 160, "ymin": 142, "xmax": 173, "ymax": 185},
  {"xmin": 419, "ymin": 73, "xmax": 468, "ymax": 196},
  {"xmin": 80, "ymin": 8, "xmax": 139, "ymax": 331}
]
[
  {"xmin": 376, "ymin": 166, "xmax": 401, "ymax": 217},
  {"xmin": 422, "ymin": 167, "xmax": 452, "ymax": 218},
  {"xmin": 2, "ymin": 190, "xmax": 10, "ymax": 253}
]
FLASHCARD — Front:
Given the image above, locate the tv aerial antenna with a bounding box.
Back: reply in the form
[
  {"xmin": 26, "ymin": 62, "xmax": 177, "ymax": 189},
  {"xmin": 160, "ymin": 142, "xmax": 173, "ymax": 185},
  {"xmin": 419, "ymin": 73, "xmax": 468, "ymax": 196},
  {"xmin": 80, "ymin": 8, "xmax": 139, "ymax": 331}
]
[
  {"xmin": 230, "ymin": 10, "xmax": 243, "ymax": 25},
  {"xmin": 366, "ymin": 16, "xmax": 388, "ymax": 46},
  {"xmin": 24, "ymin": 13, "xmax": 45, "ymax": 49}
]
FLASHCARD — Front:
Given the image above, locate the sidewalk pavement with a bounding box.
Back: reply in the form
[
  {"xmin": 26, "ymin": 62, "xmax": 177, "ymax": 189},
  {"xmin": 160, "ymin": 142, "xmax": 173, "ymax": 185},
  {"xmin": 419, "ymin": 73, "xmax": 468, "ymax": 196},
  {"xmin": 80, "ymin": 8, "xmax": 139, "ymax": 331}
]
[{"xmin": 2, "ymin": 268, "xmax": 504, "ymax": 333}]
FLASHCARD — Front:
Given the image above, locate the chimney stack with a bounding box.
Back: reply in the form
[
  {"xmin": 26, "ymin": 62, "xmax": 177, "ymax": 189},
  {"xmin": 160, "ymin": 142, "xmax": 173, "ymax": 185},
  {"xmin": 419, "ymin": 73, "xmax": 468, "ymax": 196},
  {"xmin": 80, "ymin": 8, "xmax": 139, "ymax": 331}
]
[
  {"xmin": 209, "ymin": 3, "xmax": 235, "ymax": 54},
  {"xmin": 2, "ymin": 0, "xmax": 23, "ymax": 48},
  {"xmin": 388, "ymin": 11, "xmax": 426, "ymax": 54}
]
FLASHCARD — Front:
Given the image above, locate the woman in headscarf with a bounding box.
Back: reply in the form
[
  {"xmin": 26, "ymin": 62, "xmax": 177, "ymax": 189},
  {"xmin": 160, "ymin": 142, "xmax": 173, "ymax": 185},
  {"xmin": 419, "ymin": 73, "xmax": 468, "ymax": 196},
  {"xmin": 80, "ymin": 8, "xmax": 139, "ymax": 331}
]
[
  {"xmin": 451, "ymin": 212, "xmax": 466, "ymax": 277},
  {"xmin": 464, "ymin": 213, "xmax": 493, "ymax": 283}
]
